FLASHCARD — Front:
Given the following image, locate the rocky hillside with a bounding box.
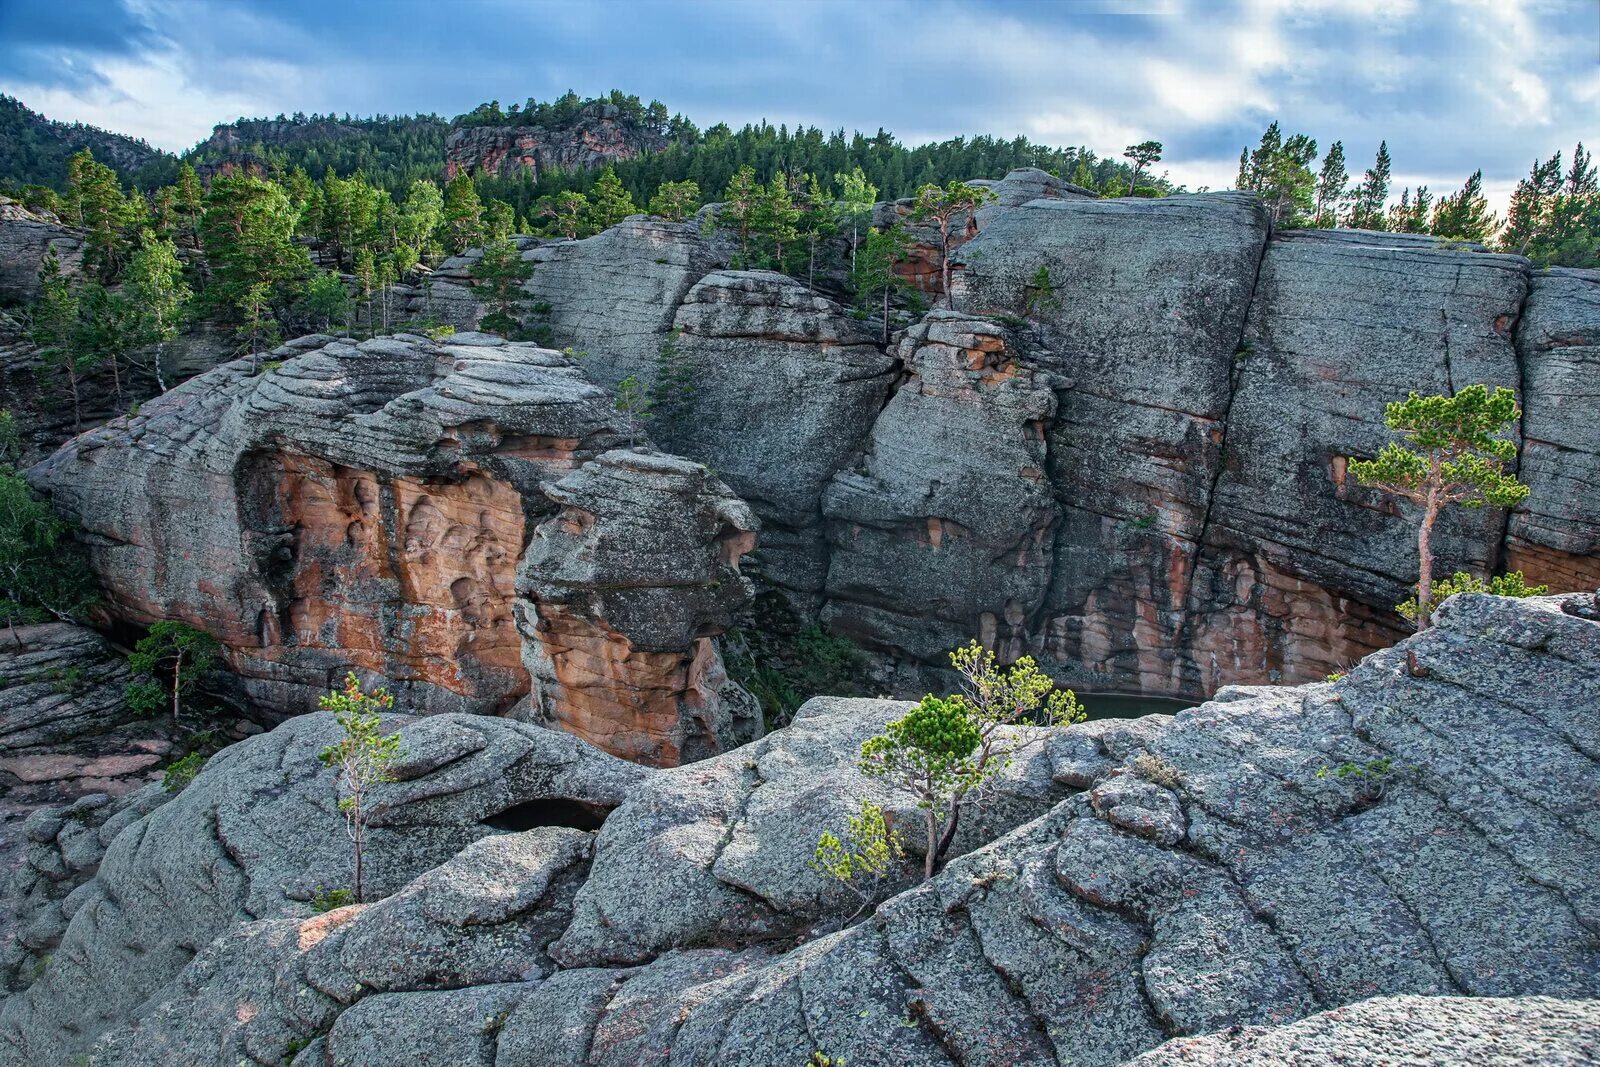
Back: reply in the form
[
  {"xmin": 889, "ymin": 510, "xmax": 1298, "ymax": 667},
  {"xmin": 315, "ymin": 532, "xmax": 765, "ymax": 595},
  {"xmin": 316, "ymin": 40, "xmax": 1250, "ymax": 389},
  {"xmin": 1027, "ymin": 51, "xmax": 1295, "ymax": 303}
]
[
  {"xmin": 444, "ymin": 101, "xmax": 668, "ymax": 181},
  {"xmin": 0, "ymin": 95, "xmax": 171, "ymax": 190},
  {"xmin": 1, "ymin": 592, "xmax": 1596, "ymax": 1063}
]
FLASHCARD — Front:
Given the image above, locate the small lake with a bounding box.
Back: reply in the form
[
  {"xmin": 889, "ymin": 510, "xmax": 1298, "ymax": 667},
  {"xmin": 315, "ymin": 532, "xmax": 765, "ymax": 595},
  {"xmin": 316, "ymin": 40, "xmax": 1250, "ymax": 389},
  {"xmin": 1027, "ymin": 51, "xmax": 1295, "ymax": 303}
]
[{"xmin": 1076, "ymin": 692, "xmax": 1197, "ymax": 721}]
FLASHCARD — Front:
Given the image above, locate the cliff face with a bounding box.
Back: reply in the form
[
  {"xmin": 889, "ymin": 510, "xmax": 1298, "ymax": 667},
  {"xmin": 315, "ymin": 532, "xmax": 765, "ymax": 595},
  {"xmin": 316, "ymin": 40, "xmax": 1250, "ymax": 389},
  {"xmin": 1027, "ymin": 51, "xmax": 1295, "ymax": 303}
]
[
  {"xmin": 3, "ymin": 593, "xmax": 1596, "ymax": 1064},
  {"xmin": 420, "ymin": 178, "xmax": 1600, "ymax": 701},
  {"xmin": 444, "ymin": 104, "xmax": 667, "ymax": 180},
  {"xmin": 27, "ymin": 332, "xmax": 759, "ymax": 762}
]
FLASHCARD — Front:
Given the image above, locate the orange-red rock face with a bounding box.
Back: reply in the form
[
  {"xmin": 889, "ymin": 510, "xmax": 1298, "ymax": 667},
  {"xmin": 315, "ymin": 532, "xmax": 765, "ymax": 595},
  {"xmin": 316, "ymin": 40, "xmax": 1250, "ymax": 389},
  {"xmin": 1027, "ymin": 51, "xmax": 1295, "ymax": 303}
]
[
  {"xmin": 248, "ymin": 453, "xmax": 528, "ymax": 710},
  {"xmin": 33, "ymin": 334, "xmax": 637, "ymax": 719}
]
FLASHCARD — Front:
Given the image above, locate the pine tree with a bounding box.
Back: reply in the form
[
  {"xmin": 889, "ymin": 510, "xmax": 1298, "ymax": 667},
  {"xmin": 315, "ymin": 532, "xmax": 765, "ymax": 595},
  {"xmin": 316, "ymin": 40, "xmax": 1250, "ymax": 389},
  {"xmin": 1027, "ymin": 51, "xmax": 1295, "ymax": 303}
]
[
  {"xmin": 537, "ymin": 191, "xmax": 588, "ymax": 239},
  {"xmin": 853, "ymin": 224, "xmax": 913, "ymax": 343},
  {"xmin": 1122, "ymin": 140, "xmax": 1163, "ymax": 195},
  {"xmin": 834, "ymin": 167, "xmax": 878, "ymax": 273},
  {"xmin": 66, "ymin": 149, "xmax": 136, "ymax": 279},
  {"xmin": 398, "ymin": 179, "xmax": 444, "ymax": 263},
  {"xmin": 585, "ymin": 166, "xmax": 637, "ymax": 232},
  {"xmin": 122, "ymin": 230, "xmax": 192, "ymax": 392},
  {"xmin": 199, "ymin": 174, "xmax": 310, "ymax": 349},
  {"xmin": 647, "ymin": 179, "xmax": 701, "ymax": 222},
  {"xmin": 1500, "ymin": 152, "xmax": 1563, "ymax": 255},
  {"xmin": 719, "ymin": 166, "xmax": 762, "ymax": 257},
  {"xmin": 753, "ymin": 172, "xmax": 800, "ymax": 268},
  {"xmin": 1387, "ymin": 186, "xmax": 1432, "ymax": 234},
  {"xmin": 469, "ymin": 236, "xmax": 533, "ymax": 337},
  {"xmin": 1349, "ymin": 141, "xmax": 1392, "ymax": 231},
  {"xmin": 1313, "ymin": 141, "xmax": 1347, "ymax": 227},
  {"xmin": 442, "ymin": 173, "xmax": 485, "ymax": 253},
  {"xmin": 1430, "ymin": 170, "xmax": 1495, "ymax": 242},
  {"xmin": 910, "ymin": 180, "xmax": 995, "ymax": 309}
]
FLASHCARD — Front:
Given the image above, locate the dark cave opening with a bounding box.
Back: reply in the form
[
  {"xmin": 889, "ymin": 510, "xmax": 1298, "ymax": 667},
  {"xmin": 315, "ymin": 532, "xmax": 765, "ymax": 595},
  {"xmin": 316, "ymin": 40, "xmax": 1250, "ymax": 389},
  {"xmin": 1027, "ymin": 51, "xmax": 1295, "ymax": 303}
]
[{"xmin": 480, "ymin": 796, "xmax": 615, "ymax": 833}]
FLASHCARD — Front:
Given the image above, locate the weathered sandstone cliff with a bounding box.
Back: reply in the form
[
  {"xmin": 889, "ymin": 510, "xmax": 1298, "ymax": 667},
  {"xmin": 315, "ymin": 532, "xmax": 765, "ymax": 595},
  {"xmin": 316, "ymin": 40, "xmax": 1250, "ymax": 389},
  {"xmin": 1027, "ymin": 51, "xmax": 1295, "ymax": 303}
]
[
  {"xmin": 416, "ymin": 179, "xmax": 1599, "ymax": 701},
  {"xmin": 27, "ymin": 333, "xmax": 757, "ymax": 762},
  {"xmin": 445, "ymin": 103, "xmax": 667, "ymax": 181},
  {"xmin": 1, "ymin": 592, "xmax": 1596, "ymax": 1064}
]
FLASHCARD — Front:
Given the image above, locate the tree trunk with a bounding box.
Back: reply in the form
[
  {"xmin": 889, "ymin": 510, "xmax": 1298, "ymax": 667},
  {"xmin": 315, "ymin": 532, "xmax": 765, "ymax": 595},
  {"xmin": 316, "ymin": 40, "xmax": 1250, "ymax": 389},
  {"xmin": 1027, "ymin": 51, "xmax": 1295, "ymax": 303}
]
[
  {"xmin": 109, "ymin": 352, "xmax": 123, "ymax": 403},
  {"xmin": 154, "ymin": 338, "xmax": 169, "ymax": 392},
  {"xmin": 939, "ymin": 218, "xmax": 953, "ymax": 310},
  {"xmin": 67, "ymin": 368, "xmax": 81, "ymax": 431},
  {"xmin": 923, "ymin": 806, "xmax": 938, "ymax": 881},
  {"xmin": 353, "ymin": 795, "xmax": 365, "ymax": 902},
  {"xmin": 1416, "ymin": 455, "xmax": 1443, "ymax": 629},
  {"xmin": 934, "ymin": 803, "xmax": 961, "ymax": 868},
  {"xmin": 171, "ymin": 649, "xmax": 183, "ymax": 727}
]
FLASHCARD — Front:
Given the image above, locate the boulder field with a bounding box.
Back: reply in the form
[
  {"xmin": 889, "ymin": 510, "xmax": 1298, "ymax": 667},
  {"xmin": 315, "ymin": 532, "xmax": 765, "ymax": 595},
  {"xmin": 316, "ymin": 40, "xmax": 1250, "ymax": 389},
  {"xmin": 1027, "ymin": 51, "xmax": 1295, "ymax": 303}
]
[
  {"xmin": 409, "ymin": 174, "xmax": 1600, "ymax": 701},
  {"xmin": 1, "ymin": 593, "xmax": 1597, "ymax": 1064}
]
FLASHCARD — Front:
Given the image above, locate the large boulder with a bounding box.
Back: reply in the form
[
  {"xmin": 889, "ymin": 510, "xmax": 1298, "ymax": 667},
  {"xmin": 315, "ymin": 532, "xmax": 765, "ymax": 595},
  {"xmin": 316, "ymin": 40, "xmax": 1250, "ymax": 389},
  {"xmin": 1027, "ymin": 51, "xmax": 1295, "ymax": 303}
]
[
  {"xmin": 0, "ymin": 208, "xmax": 82, "ymax": 306},
  {"xmin": 4, "ymin": 593, "xmax": 1597, "ymax": 1064}
]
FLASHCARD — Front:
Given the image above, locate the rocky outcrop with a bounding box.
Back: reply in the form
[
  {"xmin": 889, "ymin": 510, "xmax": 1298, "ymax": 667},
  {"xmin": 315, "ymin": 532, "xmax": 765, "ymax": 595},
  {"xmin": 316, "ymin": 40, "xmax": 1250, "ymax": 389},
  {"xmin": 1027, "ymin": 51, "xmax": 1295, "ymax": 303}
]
[
  {"xmin": 823, "ymin": 312, "xmax": 1065, "ymax": 662},
  {"xmin": 658, "ymin": 271, "xmax": 898, "ymax": 596},
  {"xmin": 2, "ymin": 593, "xmax": 1597, "ymax": 1064},
  {"xmin": 517, "ymin": 450, "xmax": 761, "ymax": 763},
  {"xmin": 1508, "ymin": 266, "xmax": 1600, "ymax": 590},
  {"xmin": 0, "ymin": 207, "xmax": 82, "ymax": 305},
  {"xmin": 29, "ymin": 331, "xmax": 762, "ymax": 762},
  {"xmin": 1123, "ymin": 996, "xmax": 1600, "ymax": 1066},
  {"xmin": 445, "ymin": 103, "xmax": 667, "ymax": 181},
  {"xmin": 29, "ymin": 333, "xmax": 632, "ymax": 717}
]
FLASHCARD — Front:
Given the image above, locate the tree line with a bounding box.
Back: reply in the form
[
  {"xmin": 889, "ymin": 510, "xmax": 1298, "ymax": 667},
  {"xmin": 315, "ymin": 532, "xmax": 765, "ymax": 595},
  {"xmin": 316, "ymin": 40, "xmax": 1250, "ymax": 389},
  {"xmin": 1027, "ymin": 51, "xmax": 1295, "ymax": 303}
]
[{"xmin": 1232, "ymin": 122, "xmax": 1598, "ymax": 265}]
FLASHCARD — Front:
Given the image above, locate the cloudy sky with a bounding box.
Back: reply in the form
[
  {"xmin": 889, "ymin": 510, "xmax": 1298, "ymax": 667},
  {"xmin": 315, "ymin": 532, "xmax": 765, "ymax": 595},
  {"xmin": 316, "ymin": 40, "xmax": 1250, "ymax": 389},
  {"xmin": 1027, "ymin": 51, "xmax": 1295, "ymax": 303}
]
[{"xmin": 1, "ymin": 0, "xmax": 1596, "ymax": 209}]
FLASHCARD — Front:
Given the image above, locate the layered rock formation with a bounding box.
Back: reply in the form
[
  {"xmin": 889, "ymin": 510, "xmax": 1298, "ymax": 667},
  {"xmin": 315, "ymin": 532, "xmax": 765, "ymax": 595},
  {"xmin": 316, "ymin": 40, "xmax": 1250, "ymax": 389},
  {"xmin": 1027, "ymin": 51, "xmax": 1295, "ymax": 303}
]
[
  {"xmin": 445, "ymin": 103, "xmax": 668, "ymax": 181},
  {"xmin": 517, "ymin": 450, "xmax": 760, "ymax": 763},
  {"xmin": 0, "ymin": 200, "xmax": 81, "ymax": 305},
  {"xmin": 28, "ymin": 334, "xmax": 758, "ymax": 762},
  {"xmin": 453, "ymin": 178, "xmax": 1599, "ymax": 701},
  {"xmin": 2, "ymin": 592, "xmax": 1596, "ymax": 1064}
]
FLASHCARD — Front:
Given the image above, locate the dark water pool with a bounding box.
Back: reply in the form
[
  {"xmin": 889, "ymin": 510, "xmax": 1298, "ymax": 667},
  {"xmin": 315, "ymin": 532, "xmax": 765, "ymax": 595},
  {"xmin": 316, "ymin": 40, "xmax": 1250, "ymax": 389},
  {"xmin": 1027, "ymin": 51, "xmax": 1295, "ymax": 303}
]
[{"xmin": 1076, "ymin": 692, "xmax": 1196, "ymax": 721}]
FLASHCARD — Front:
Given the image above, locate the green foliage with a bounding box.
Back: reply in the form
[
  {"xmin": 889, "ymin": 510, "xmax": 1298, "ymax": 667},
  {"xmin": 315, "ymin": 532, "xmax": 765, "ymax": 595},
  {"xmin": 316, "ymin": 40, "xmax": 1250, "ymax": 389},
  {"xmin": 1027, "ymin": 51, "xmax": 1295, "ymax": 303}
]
[
  {"xmin": 805, "ymin": 1054, "xmax": 845, "ymax": 1067},
  {"xmin": 0, "ymin": 466, "xmax": 98, "ymax": 641},
  {"xmin": 1123, "ymin": 140, "xmax": 1163, "ymax": 194},
  {"xmin": 161, "ymin": 751, "xmax": 207, "ymax": 793},
  {"xmin": 647, "ymin": 328, "xmax": 696, "ymax": 434},
  {"xmin": 910, "ymin": 180, "xmax": 996, "ymax": 309},
  {"xmin": 1348, "ymin": 141, "xmax": 1392, "ymax": 231},
  {"xmin": 1430, "ymin": 170, "xmax": 1496, "ymax": 242},
  {"xmin": 812, "ymin": 799, "xmax": 905, "ymax": 922},
  {"xmin": 1350, "ymin": 385, "xmax": 1528, "ymax": 628},
  {"xmin": 723, "ymin": 612, "xmax": 871, "ymax": 730},
  {"xmin": 1024, "ymin": 264, "xmax": 1059, "ymax": 316},
  {"xmin": 469, "ymin": 236, "xmax": 534, "ymax": 337},
  {"xmin": 1395, "ymin": 570, "xmax": 1546, "ymax": 623},
  {"xmin": 66, "ymin": 149, "xmax": 141, "ymax": 279},
  {"xmin": 443, "ymin": 173, "xmax": 485, "ymax": 253},
  {"xmin": 1235, "ymin": 123, "xmax": 1317, "ymax": 227},
  {"xmin": 199, "ymin": 174, "xmax": 311, "ymax": 351},
  {"xmin": 859, "ymin": 642, "xmax": 1083, "ymax": 879},
  {"xmin": 0, "ymin": 94, "xmax": 170, "ymax": 191},
  {"xmin": 1500, "ymin": 143, "xmax": 1598, "ymax": 267},
  {"xmin": 585, "ymin": 166, "xmax": 638, "ymax": 232},
  {"xmin": 310, "ymin": 886, "xmax": 356, "ymax": 913},
  {"xmin": 1312, "ymin": 140, "xmax": 1347, "ymax": 227},
  {"xmin": 647, "ymin": 179, "xmax": 701, "ymax": 222},
  {"xmin": 122, "ymin": 229, "xmax": 192, "ymax": 390},
  {"xmin": 318, "ymin": 672, "xmax": 402, "ymax": 902},
  {"xmin": 1316, "ymin": 756, "xmax": 1394, "ymax": 781},
  {"xmin": 851, "ymin": 223, "xmax": 914, "ymax": 342},
  {"xmin": 125, "ymin": 621, "xmax": 221, "ymax": 725}
]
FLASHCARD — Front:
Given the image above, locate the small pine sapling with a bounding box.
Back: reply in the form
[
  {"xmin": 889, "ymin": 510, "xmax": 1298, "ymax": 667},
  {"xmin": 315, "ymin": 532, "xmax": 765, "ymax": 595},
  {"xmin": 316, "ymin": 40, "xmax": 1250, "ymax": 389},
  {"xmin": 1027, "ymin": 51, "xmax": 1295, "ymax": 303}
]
[
  {"xmin": 1394, "ymin": 569, "xmax": 1546, "ymax": 623},
  {"xmin": 1348, "ymin": 385, "xmax": 1529, "ymax": 629},
  {"xmin": 811, "ymin": 799, "xmax": 906, "ymax": 922},
  {"xmin": 860, "ymin": 642, "xmax": 1083, "ymax": 880},
  {"xmin": 125, "ymin": 621, "xmax": 220, "ymax": 726},
  {"xmin": 318, "ymin": 672, "xmax": 402, "ymax": 903}
]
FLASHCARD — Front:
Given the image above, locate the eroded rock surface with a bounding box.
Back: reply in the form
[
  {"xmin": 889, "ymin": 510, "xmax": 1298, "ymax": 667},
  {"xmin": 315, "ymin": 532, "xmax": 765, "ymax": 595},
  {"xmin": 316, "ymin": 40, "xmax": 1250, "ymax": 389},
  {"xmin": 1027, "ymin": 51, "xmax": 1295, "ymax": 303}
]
[
  {"xmin": 517, "ymin": 450, "xmax": 760, "ymax": 763},
  {"xmin": 1510, "ymin": 266, "xmax": 1600, "ymax": 591},
  {"xmin": 1122, "ymin": 995, "xmax": 1600, "ymax": 1066},
  {"xmin": 2, "ymin": 594, "xmax": 1595, "ymax": 1065},
  {"xmin": 29, "ymin": 333, "xmax": 632, "ymax": 717}
]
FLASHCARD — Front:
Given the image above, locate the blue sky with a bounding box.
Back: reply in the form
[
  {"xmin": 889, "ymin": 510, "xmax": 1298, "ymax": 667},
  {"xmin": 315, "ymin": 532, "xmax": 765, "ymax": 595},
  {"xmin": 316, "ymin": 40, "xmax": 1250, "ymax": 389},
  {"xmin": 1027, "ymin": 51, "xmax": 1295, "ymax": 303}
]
[{"xmin": 1, "ymin": 0, "xmax": 1596, "ymax": 209}]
